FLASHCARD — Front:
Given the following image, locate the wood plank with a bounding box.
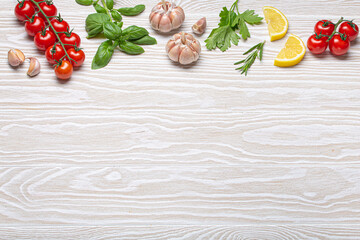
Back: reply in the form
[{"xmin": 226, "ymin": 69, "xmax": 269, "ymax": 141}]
[
  {"xmin": 0, "ymin": 166, "xmax": 359, "ymax": 225},
  {"xmin": 0, "ymin": 225, "xmax": 360, "ymax": 240},
  {"xmin": 1, "ymin": 111, "xmax": 360, "ymax": 165}
]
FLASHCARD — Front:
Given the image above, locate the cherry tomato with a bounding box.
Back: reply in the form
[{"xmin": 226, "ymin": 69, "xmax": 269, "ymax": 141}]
[
  {"xmin": 307, "ymin": 34, "xmax": 328, "ymax": 54},
  {"xmin": 45, "ymin": 44, "xmax": 66, "ymax": 65},
  {"xmin": 14, "ymin": 0, "xmax": 35, "ymax": 22},
  {"xmin": 38, "ymin": 2, "xmax": 57, "ymax": 21},
  {"xmin": 314, "ymin": 20, "xmax": 335, "ymax": 36},
  {"xmin": 339, "ymin": 21, "xmax": 359, "ymax": 42},
  {"xmin": 60, "ymin": 32, "xmax": 81, "ymax": 50},
  {"xmin": 67, "ymin": 48, "xmax": 85, "ymax": 67},
  {"xmin": 34, "ymin": 30, "xmax": 56, "ymax": 51},
  {"xmin": 329, "ymin": 34, "xmax": 350, "ymax": 56},
  {"xmin": 25, "ymin": 16, "xmax": 46, "ymax": 37},
  {"xmin": 50, "ymin": 18, "xmax": 69, "ymax": 37},
  {"xmin": 55, "ymin": 60, "xmax": 73, "ymax": 80}
]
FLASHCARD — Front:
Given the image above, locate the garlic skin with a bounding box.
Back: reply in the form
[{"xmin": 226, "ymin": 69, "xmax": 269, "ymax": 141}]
[
  {"xmin": 149, "ymin": 0, "xmax": 185, "ymax": 33},
  {"xmin": 192, "ymin": 17, "xmax": 207, "ymax": 35},
  {"xmin": 8, "ymin": 49, "xmax": 25, "ymax": 67},
  {"xmin": 166, "ymin": 32, "xmax": 201, "ymax": 65},
  {"xmin": 27, "ymin": 57, "xmax": 41, "ymax": 77}
]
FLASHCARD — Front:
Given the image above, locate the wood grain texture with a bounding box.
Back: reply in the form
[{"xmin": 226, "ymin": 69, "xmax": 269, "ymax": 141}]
[
  {"xmin": 1, "ymin": 225, "xmax": 360, "ymax": 240},
  {"xmin": 0, "ymin": 166, "xmax": 360, "ymax": 225},
  {"xmin": 1, "ymin": 0, "xmax": 360, "ymax": 238}
]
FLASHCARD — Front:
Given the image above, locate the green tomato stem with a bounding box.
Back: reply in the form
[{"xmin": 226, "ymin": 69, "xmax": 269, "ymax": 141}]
[
  {"xmin": 30, "ymin": 0, "xmax": 75, "ymax": 63},
  {"xmin": 327, "ymin": 17, "xmax": 344, "ymax": 42}
]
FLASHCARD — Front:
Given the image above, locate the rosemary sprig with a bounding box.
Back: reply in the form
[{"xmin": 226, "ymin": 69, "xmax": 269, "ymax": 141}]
[{"xmin": 234, "ymin": 41, "xmax": 265, "ymax": 76}]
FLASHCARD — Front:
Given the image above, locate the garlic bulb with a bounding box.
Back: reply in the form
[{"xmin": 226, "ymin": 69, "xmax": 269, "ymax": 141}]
[
  {"xmin": 166, "ymin": 32, "xmax": 201, "ymax": 65},
  {"xmin": 149, "ymin": 0, "xmax": 185, "ymax": 33}
]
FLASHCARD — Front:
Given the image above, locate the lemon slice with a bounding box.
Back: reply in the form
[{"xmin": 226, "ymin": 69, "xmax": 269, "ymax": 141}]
[
  {"xmin": 263, "ymin": 6, "xmax": 288, "ymax": 41},
  {"xmin": 274, "ymin": 34, "xmax": 306, "ymax": 67}
]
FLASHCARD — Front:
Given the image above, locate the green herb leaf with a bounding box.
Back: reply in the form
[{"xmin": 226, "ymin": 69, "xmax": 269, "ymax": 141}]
[
  {"xmin": 75, "ymin": 0, "xmax": 93, "ymax": 6},
  {"xmin": 234, "ymin": 41, "xmax": 265, "ymax": 76},
  {"xmin": 122, "ymin": 25, "xmax": 149, "ymax": 40},
  {"xmin": 205, "ymin": 26, "xmax": 240, "ymax": 52},
  {"xmin": 117, "ymin": 4, "xmax": 145, "ymax": 16},
  {"xmin": 106, "ymin": 0, "xmax": 113, "ymax": 10},
  {"xmin": 92, "ymin": 40, "xmax": 115, "ymax": 70},
  {"xmin": 205, "ymin": 0, "xmax": 262, "ymax": 51},
  {"xmin": 111, "ymin": 10, "xmax": 122, "ymax": 22},
  {"xmin": 85, "ymin": 13, "xmax": 110, "ymax": 38},
  {"xmin": 118, "ymin": 41, "xmax": 145, "ymax": 55},
  {"xmin": 130, "ymin": 35, "xmax": 157, "ymax": 45},
  {"xmin": 93, "ymin": 3, "xmax": 106, "ymax": 13},
  {"xmin": 241, "ymin": 10, "xmax": 263, "ymax": 24},
  {"xmin": 103, "ymin": 22, "xmax": 122, "ymax": 40}
]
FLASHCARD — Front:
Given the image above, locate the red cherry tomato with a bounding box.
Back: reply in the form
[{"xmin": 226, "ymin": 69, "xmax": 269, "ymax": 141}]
[
  {"xmin": 60, "ymin": 32, "xmax": 81, "ymax": 50},
  {"xmin": 314, "ymin": 20, "xmax": 335, "ymax": 36},
  {"xmin": 34, "ymin": 30, "xmax": 56, "ymax": 51},
  {"xmin": 14, "ymin": 0, "xmax": 35, "ymax": 22},
  {"xmin": 25, "ymin": 16, "xmax": 45, "ymax": 37},
  {"xmin": 67, "ymin": 48, "xmax": 85, "ymax": 67},
  {"xmin": 38, "ymin": 2, "xmax": 57, "ymax": 21},
  {"xmin": 339, "ymin": 21, "xmax": 359, "ymax": 42},
  {"xmin": 307, "ymin": 34, "xmax": 328, "ymax": 54},
  {"xmin": 55, "ymin": 60, "xmax": 73, "ymax": 80},
  {"xmin": 50, "ymin": 18, "xmax": 69, "ymax": 37},
  {"xmin": 329, "ymin": 34, "xmax": 350, "ymax": 56},
  {"xmin": 45, "ymin": 44, "xmax": 66, "ymax": 65}
]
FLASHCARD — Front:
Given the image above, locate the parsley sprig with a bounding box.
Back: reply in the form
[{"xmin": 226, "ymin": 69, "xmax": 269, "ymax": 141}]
[
  {"xmin": 234, "ymin": 41, "xmax": 265, "ymax": 76},
  {"xmin": 205, "ymin": 0, "xmax": 263, "ymax": 52}
]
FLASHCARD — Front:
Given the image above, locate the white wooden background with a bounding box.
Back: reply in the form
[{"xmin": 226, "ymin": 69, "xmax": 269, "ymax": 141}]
[{"xmin": 1, "ymin": 0, "xmax": 360, "ymax": 239}]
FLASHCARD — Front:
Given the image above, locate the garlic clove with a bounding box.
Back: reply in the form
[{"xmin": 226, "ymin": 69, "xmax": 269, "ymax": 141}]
[
  {"xmin": 170, "ymin": 9, "xmax": 185, "ymax": 29},
  {"xmin": 27, "ymin": 57, "xmax": 41, "ymax": 77},
  {"xmin": 8, "ymin": 49, "xmax": 25, "ymax": 67},
  {"xmin": 150, "ymin": 13, "xmax": 162, "ymax": 30},
  {"xmin": 179, "ymin": 47, "xmax": 195, "ymax": 65},
  {"xmin": 166, "ymin": 40, "xmax": 176, "ymax": 53},
  {"xmin": 190, "ymin": 40, "xmax": 202, "ymax": 54},
  {"xmin": 192, "ymin": 17, "xmax": 207, "ymax": 35},
  {"xmin": 159, "ymin": 15, "xmax": 172, "ymax": 33},
  {"xmin": 168, "ymin": 44, "xmax": 181, "ymax": 62},
  {"xmin": 174, "ymin": 7, "xmax": 185, "ymax": 22}
]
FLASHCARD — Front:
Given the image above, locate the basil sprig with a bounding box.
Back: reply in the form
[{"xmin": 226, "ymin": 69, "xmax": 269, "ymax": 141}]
[{"xmin": 75, "ymin": 0, "xmax": 157, "ymax": 70}]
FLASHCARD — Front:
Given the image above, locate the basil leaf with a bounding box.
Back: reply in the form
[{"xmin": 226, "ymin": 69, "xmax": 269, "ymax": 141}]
[
  {"xmin": 106, "ymin": 0, "xmax": 113, "ymax": 10},
  {"xmin": 117, "ymin": 22, "xmax": 123, "ymax": 28},
  {"xmin": 86, "ymin": 13, "xmax": 110, "ymax": 38},
  {"xmin": 75, "ymin": 0, "xmax": 93, "ymax": 6},
  {"xmin": 122, "ymin": 25, "xmax": 149, "ymax": 40},
  {"xmin": 119, "ymin": 41, "xmax": 144, "ymax": 55},
  {"xmin": 93, "ymin": 3, "xmax": 106, "ymax": 13},
  {"xmin": 103, "ymin": 22, "xmax": 122, "ymax": 40},
  {"xmin": 111, "ymin": 10, "xmax": 122, "ymax": 22},
  {"xmin": 92, "ymin": 40, "xmax": 115, "ymax": 70},
  {"xmin": 131, "ymin": 35, "xmax": 157, "ymax": 45},
  {"xmin": 117, "ymin": 4, "xmax": 145, "ymax": 16}
]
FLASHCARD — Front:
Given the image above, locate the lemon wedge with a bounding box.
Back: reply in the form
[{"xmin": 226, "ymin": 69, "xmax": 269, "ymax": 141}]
[
  {"xmin": 263, "ymin": 6, "xmax": 288, "ymax": 41},
  {"xmin": 274, "ymin": 34, "xmax": 306, "ymax": 67}
]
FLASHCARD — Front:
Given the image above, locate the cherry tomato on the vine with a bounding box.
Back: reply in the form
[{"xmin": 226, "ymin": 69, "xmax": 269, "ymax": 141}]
[
  {"xmin": 67, "ymin": 48, "xmax": 85, "ymax": 67},
  {"xmin": 38, "ymin": 2, "xmax": 58, "ymax": 21},
  {"xmin": 307, "ymin": 34, "xmax": 328, "ymax": 54},
  {"xmin": 60, "ymin": 32, "xmax": 81, "ymax": 50},
  {"xmin": 45, "ymin": 44, "xmax": 66, "ymax": 65},
  {"xmin": 314, "ymin": 20, "xmax": 335, "ymax": 36},
  {"xmin": 14, "ymin": 0, "xmax": 35, "ymax": 22},
  {"xmin": 34, "ymin": 30, "xmax": 56, "ymax": 51},
  {"xmin": 329, "ymin": 34, "xmax": 350, "ymax": 56},
  {"xmin": 25, "ymin": 16, "xmax": 46, "ymax": 37},
  {"xmin": 339, "ymin": 21, "xmax": 359, "ymax": 42},
  {"xmin": 50, "ymin": 17, "xmax": 70, "ymax": 37},
  {"xmin": 55, "ymin": 60, "xmax": 73, "ymax": 80}
]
